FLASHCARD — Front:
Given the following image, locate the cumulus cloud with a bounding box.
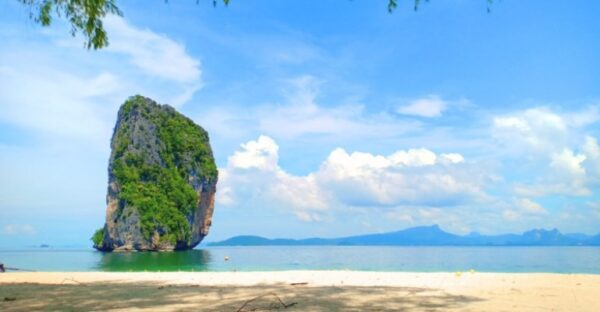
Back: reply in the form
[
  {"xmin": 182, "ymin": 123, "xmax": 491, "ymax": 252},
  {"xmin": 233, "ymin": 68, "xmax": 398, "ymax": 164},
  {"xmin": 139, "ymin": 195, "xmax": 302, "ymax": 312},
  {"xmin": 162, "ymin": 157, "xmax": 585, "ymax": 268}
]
[
  {"xmin": 513, "ymin": 143, "xmax": 599, "ymax": 197},
  {"xmin": 493, "ymin": 107, "xmax": 600, "ymax": 197},
  {"xmin": 396, "ymin": 95, "xmax": 448, "ymax": 118},
  {"xmin": 2, "ymin": 224, "xmax": 36, "ymax": 235},
  {"xmin": 218, "ymin": 135, "xmax": 328, "ymax": 221},
  {"xmin": 228, "ymin": 136, "xmax": 280, "ymax": 170},
  {"xmin": 548, "ymin": 149, "xmax": 589, "ymax": 195},
  {"xmin": 492, "ymin": 107, "xmax": 569, "ymax": 153},
  {"xmin": 218, "ymin": 135, "xmax": 486, "ymax": 221},
  {"xmin": 316, "ymin": 147, "xmax": 480, "ymax": 207}
]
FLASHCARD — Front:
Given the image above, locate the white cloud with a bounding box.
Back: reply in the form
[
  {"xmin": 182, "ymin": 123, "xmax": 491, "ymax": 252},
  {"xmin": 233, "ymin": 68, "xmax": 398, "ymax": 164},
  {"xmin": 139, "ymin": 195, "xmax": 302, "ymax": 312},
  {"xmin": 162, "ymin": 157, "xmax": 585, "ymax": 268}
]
[
  {"xmin": 551, "ymin": 149, "xmax": 587, "ymax": 177},
  {"xmin": 564, "ymin": 106, "xmax": 600, "ymax": 128},
  {"xmin": 0, "ymin": 66, "xmax": 118, "ymax": 144},
  {"xmin": 588, "ymin": 202, "xmax": 600, "ymax": 218},
  {"xmin": 493, "ymin": 107, "xmax": 599, "ymax": 197},
  {"xmin": 385, "ymin": 210, "xmax": 415, "ymax": 223},
  {"xmin": 441, "ymin": 153, "xmax": 465, "ymax": 164},
  {"xmin": 397, "ymin": 95, "xmax": 447, "ymax": 118},
  {"xmin": 503, "ymin": 210, "xmax": 520, "ymax": 221},
  {"xmin": 218, "ymin": 135, "xmax": 486, "ymax": 221},
  {"xmin": 418, "ymin": 207, "xmax": 443, "ymax": 219},
  {"xmin": 516, "ymin": 198, "xmax": 546, "ymax": 215},
  {"xmin": 103, "ymin": 15, "xmax": 201, "ymax": 84},
  {"xmin": 2, "ymin": 224, "xmax": 36, "ymax": 235},
  {"xmin": 514, "ymin": 145, "xmax": 597, "ymax": 197},
  {"xmin": 583, "ymin": 136, "xmax": 600, "ymax": 184},
  {"xmin": 498, "ymin": 197, "xmax": 547, "ymax": 222},
  {"xmin": 218, "ymin": 136, "xmax": 328, "ymax": 221},
  {"xmin": 492, "ymin": 107, "xmax": 569, "ymax": 153},
  {"xmin": 0, "ymin": 15, "xmax": 205, "ymax": 145},
  {"xmin": 388, "ymin": 149, "xmax": 437, "ymax": 166},
  {"xmin": 317, "ymin": 147, "xmax": 484, "ymax": 207},
  {"xmin": 548, "ymin": 149, "xmax": 589, "ymax": 195},
  {"xmin": 228, "ymin": 136, "xmax": 280, "ymax": 170},
  {"xmin": 195, "ymin": 75, "xmax": 421, "ymax": 143}
]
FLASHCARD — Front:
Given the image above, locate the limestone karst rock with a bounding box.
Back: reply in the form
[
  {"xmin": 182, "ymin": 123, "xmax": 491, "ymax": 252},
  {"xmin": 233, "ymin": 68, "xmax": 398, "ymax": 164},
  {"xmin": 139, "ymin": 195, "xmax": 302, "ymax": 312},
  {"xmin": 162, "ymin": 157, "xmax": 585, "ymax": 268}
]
[{"xmin": 93, "ymin": 95, "xmax": 218, "ymax": 251}]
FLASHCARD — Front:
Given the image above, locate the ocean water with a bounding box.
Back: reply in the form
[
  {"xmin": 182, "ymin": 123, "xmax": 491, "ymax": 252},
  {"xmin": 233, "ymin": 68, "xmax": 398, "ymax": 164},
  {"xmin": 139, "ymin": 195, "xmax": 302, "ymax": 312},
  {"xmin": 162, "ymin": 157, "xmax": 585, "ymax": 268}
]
[{"xmin": 1, "ymin": 246, "xmax": 600, "ymax": 273}]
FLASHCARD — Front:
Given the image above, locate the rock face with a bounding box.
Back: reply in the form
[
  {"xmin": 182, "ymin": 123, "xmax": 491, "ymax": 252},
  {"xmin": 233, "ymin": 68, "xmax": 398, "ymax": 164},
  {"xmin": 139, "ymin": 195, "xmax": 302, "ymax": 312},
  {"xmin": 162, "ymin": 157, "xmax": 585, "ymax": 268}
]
[{"xmin": 93, "ymin": 95, "xmax": 218, "ymax": 251}]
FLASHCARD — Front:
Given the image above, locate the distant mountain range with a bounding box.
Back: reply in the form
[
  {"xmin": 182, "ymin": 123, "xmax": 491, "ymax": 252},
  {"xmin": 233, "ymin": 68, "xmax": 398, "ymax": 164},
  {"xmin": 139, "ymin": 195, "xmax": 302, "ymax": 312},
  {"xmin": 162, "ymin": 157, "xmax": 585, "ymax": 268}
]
[{"xmin": 209, "ymin": 225, "xmax": 600, "ymax": 246}]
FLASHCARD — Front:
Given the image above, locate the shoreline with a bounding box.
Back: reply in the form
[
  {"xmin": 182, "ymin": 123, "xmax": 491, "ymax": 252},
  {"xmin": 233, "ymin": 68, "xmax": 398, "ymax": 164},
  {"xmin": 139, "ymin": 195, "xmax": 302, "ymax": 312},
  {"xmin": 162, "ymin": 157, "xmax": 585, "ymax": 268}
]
[
  {"xmin": 1, "ymin": 270, "xmax": 600, "ymax": 285},
  {"xmin": 1, "ymin": 271, "xmax": 600, "ymax": 311}
]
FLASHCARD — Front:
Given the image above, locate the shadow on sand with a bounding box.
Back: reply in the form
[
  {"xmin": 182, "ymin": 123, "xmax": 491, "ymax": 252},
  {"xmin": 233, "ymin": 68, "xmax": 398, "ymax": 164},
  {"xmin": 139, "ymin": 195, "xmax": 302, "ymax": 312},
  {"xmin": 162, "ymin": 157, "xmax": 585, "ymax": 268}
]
[{"xmin": 0, "ymin": 281, "xmax": 483, "ymax": 311}]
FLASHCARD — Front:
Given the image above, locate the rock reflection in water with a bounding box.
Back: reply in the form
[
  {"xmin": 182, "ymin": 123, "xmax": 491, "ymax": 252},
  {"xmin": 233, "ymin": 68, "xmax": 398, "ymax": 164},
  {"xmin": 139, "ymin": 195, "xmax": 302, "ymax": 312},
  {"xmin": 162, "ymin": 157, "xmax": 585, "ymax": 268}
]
[{"xmin": 96, "ymin": 249, "xmax": 212, "ymax": 271}]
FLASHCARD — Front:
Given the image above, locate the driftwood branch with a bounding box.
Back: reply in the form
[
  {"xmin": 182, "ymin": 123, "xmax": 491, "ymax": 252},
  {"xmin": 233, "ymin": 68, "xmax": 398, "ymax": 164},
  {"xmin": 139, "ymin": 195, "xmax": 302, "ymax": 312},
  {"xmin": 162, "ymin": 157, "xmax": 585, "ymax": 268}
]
[
  {"xmin": 60, "ymin": 278, "xmax": 86, "ymax": 286},
  {"xmin": 236, "ymin": 293, "xmax": 297, "ymax": 312}
]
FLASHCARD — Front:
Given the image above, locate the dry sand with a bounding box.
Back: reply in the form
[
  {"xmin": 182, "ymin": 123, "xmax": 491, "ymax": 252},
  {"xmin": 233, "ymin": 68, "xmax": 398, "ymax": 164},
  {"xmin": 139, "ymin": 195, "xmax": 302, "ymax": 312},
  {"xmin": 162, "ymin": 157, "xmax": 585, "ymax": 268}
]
[{"xmin": 1, "ymin": 271, "xmax": 599, "ymax": 311}]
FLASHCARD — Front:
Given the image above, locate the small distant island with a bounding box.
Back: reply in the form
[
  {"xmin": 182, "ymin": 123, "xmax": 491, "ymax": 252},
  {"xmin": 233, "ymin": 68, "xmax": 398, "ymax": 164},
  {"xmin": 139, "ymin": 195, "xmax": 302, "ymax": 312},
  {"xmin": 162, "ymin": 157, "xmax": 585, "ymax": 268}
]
[
  {"xmin": 93, "ymin": 95, "xmax": 218, "ymax": 252},
  {"xmin": 210, "ymin": 225, "xmax": 600, "ymax": 246}
]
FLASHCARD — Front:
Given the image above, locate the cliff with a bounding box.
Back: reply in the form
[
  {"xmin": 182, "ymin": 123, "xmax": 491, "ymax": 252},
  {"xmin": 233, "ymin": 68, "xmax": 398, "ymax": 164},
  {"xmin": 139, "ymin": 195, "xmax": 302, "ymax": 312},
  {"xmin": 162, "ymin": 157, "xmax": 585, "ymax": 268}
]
[{"xmin": 93, "ymin": 95, "xmax": 218, "ymax": 251}]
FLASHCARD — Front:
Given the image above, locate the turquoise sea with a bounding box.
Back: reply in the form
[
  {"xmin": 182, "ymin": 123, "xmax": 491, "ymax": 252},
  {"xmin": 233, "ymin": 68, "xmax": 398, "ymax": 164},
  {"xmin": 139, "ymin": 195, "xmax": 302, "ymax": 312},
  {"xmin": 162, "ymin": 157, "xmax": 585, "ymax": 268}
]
[{"xmin": 1, "ymin": 246, "xmax": 600, "ymax": 273}]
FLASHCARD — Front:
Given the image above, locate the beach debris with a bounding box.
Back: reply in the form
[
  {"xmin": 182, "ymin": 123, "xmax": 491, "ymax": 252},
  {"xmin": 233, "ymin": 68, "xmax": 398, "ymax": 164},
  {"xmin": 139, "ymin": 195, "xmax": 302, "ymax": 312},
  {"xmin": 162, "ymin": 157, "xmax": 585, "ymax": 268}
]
[
  {"xmin": 3, "ymin": 297, "xmax": 16, "ymax": 302},
  {"xmin": 224, "ymin": 256, "xmax": 230, "ymax": 261},
  {"xmin": 455, "ymin": 271, "xmax": 462, "ymax": 277},
  {"xmin": 469, "ymin": 269, "xmax": 475, "ymax": 274},
  {"xmin": 289, "ymin": 282, "xmax": 308, "ymax": 286},
  {"xmin": 60, "ymin": 278, "xmax": 86, "ymax": 286},
  {"xmin": 236, "ymin": 293, "xmax": 297, "ymax": 312},
  {"xmin": 0, "ymin": 264, "xmax": 35, "ymax": 272}
]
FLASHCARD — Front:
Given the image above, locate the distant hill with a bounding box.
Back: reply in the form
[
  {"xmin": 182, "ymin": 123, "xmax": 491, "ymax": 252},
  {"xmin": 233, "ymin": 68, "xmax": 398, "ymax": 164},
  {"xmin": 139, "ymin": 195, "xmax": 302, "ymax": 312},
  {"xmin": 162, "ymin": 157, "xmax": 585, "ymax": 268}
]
[
  {"xmin": 209, "ymin": 225, "xmax": 600, "ymax": 246},
  {"xmin": 589, "ymin": 234, "xmax": 600, "ymax": 245}
]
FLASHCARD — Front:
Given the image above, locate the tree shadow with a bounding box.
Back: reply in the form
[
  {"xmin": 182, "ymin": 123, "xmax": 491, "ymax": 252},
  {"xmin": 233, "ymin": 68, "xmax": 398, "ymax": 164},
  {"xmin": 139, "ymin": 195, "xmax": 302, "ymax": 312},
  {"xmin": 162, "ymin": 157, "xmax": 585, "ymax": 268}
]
[{"xmin": 0, "ymin": 282, "xmax": 484, "ymax": 311}]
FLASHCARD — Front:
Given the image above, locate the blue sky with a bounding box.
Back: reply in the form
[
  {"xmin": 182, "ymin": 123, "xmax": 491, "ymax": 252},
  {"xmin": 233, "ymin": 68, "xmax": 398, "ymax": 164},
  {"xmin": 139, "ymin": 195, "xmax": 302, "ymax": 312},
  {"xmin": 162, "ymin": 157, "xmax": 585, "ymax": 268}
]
[{"xmin": 1, "ymin": 0, "xmax": 600, "ymax": 248}]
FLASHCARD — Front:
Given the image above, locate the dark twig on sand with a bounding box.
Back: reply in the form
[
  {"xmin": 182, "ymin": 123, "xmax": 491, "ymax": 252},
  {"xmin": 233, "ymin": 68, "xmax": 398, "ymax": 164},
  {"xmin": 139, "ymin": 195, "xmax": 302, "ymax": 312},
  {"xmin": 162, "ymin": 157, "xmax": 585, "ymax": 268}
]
[
  {"xmin": 236, "ymin": 293, "xmax": 297, "ymax": 312},
  {"xmin": 289, "ymin": 282, "xmax": 308, "ymax": 286}
]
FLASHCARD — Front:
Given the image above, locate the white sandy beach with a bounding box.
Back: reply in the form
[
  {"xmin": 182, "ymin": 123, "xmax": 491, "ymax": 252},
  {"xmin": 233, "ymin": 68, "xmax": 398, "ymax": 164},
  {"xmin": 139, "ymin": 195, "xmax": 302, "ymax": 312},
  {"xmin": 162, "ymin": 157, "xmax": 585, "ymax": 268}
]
[{"xmin": 1, "ymin": 271, "xmax": 599, "ymax": 311}]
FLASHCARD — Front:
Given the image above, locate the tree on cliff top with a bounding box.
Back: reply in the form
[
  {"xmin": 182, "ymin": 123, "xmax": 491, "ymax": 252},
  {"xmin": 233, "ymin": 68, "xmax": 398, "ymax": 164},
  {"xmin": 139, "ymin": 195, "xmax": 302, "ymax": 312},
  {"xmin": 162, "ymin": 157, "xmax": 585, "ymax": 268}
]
[{"xmin": 16, "ymin": 0, "xmax": 494, "ymax": 50}]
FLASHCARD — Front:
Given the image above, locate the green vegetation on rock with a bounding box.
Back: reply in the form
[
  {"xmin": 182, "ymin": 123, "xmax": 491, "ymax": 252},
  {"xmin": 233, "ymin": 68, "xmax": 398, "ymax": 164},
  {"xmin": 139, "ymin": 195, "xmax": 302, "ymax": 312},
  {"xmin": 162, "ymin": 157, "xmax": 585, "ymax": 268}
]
[
  {"xmin": 92, "ymin": 227, "xmax": 105, "ymax": 247},
  {"xmin": 108, "ymin": 95, "xmax": 217, "ymax": 245}
]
